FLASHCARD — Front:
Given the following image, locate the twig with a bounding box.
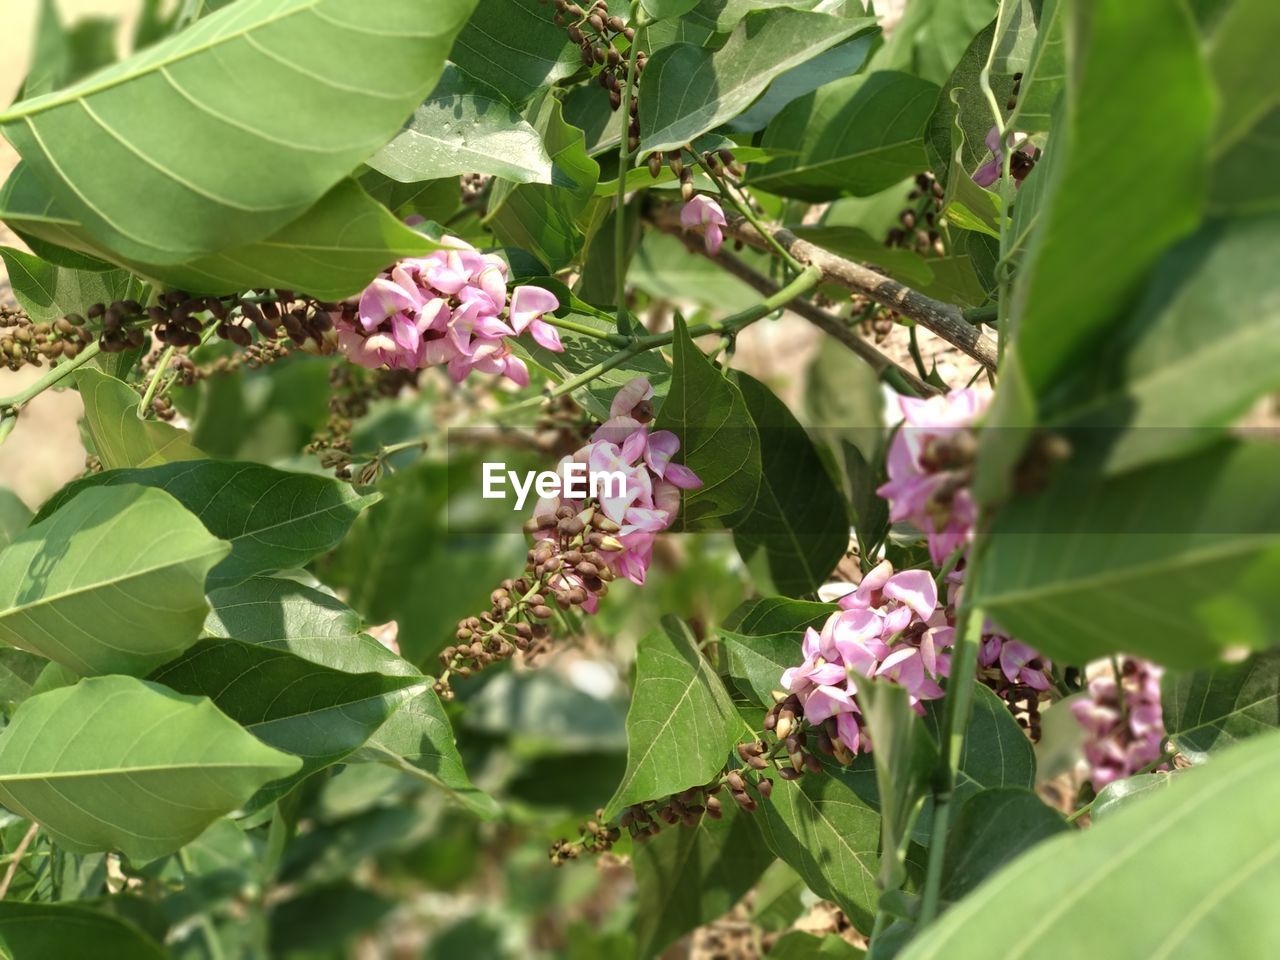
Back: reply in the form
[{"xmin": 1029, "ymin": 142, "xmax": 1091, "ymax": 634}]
[
  {"xmin": 648, "ymin": 202, "xmax": 999, "ymax": 371},
  {"xmin": 614, "ymin": 6, "xmax": 643, "ymax": 325},
  {"xmin": 0, "ymin": 341, "xmax": 101, "ymax": 413},
  {"xmin": 678, "ymin": 239, "xmax": 939, "ymax": 396},
  {"xmin": 0, "ymin": 823, "xmax": 39, "ymax": 900}
]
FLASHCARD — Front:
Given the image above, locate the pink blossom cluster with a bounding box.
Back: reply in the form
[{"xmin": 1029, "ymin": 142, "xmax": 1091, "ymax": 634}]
[
  {"xmin": 945, "ymin": 569, "xmax": 1054, "ymax": 693},
  {"xmin": 681, "ymin": 195, "xmax": 727, "ymax": 255},
  {"xmin": 339, "ymin": 236, "xmax": 562, "ymax": 384},
  {"xmin": 780, "ymin": 561, "xmax": 954, "ymax": 757},
  {"xmin": 531, "ymin": 378, "xmax": 701, "ymax": 609},
  {"xmin": 877, "ymin": 387, "xmax": 990, "ymax": 565},
  {"xmin": 1071, "ymin": 658, "xmax": 1168, "ymax": 788}
]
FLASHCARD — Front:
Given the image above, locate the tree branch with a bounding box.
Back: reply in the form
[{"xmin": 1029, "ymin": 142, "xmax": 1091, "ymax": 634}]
[
  {"xmin": 648, "ymin": 201, "xmax": 999, "ymax": 371},
  {"xmin": 664, "ymin": 234, "xmax": 939, "ymax": 397}
]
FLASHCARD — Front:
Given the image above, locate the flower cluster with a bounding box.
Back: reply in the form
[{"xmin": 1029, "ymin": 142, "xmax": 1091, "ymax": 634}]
[
  {"xmin": 1071, "ymin": 657, "xmax": 1168, "ymax": 788},
  {"xmin": 877, "ymin": 387, "xmax": 989, "ymax": 565},
  {"xmin": 340, "ymin": 236, "xmax": 562, "ymax": 384},
  {"xmin": 681, "ymin": 195, "xmax": 727, "ymax": 256},
  {"xmin": 780, "ymin": 560, "xmax": 954, "ymax": 759},
  {"xmin": 528, "ymin": 377, "xmax": 701, "ymax": 606}
]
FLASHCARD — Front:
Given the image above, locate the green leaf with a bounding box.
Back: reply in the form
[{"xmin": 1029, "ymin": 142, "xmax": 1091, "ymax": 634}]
[
  {"xmin": 0, "ymin": 484, "xmax": 228, "ymax": 676},
  {"xmin": 35, "ymin": 460, "xmax": 379, "ymax": 589},
  {"xmin": 76, "ymin": 368, "xmax": 203, "ymax": 470},
  {"xmin": 870, "ymin": 0, "xmax": 996, "ymax": 86},
  {"xmin": 450, "ymin": 0, "xmax": 575, "ymax": 105},
  {"xmin": 654, "ymin": 314, "xmax": 762, "ymax": 531},
  {"xmin": 1004, "ymin": 0, "xmax": 1065, "ymax": 134},
  {"xmin": 755, "ymin": 758, "xmax": 882, "ymax": 932},
  {"xmin": 0, "ymin": 487, "xmax": 32, "ymax": 551},
  {"xmin": 485, "ymin": 92, "xmax": 599, "ymax": 270},
  {"xmin": 0, "ymin": 0, "xmax": 476, "ymax": 265},
  {"xmin": 1006, "ymin": 0, "xmax": 1214, "ymax": 396},
  {"xmin": 1090, "ymin": 772, "xmax": 1174, "ymax": 823},
  {"xmin": 150, "ymin": 637, "xmax": 424, "ymax": 806},
  {"xmin": 922, "ymin": 684, "xmax": 1035, "ymax": 801},
  {"xmin": 0, "ymin": 648, "xmax": 47, "ymax": 712},
  {"xmin": 751, "ymin": 71, "xmax": 939, "ymax": 202},
  {"xmin": 0, "ymin": 675, "xmax": 300, "ymax": 862},
  {"xmin": 770, "ymin": 931, "xmax": 865, "ymax": 959},
  {"xmin": 789, "ymin": 225, "xmax": 935, "ymax": 287},
  {"xmin": 641, "ymin": 0, "xmax": 701, "ymax": 21},
  {"xmin": 368, "ymin": 65, "xmax": 554, "ymax": 185},
  {"xmin": 0, "ymin": 245, "xmax": 136, "ymax": 324},
  {"xmin": 923, "ymin": 20, "xmax": 1006, "ymax": 193},
  {"xmin": 633, "ymin": 804, "xmax": 774, "ymax": 959},
  {"xmin": 974, "ymin": 440, "xmax": 1280, "ymax": 669},
  {"xmin": 1042, "ymin": 215, "xmax": 1280, "ymax": 475},
  {"xmin": 638, "ymin": 7, "xmax": 878, "ymax": 155},
  {"xmin": 724, "ymin": 596, "xmax": 837, "ymax": 635},
  {"xmin": 352, "ymin": 689, "xmax": 500, "ymax": 819},
  {"xmin": 603, "ymin": 617, "xmax": 740, "ymax": 819},
  {"xmin": 900, "ymin": 730, "xmax": 1280, "ymax": 960},
  {"xmin": 722, "ymin": 628, "xmax": 807, "ymax": 708},
  {"xmin": 732, "ymin": 372, "xmax": 849, "ymax": 597},
  {"xmin": 939, "ymin": 787, "xmax": 1066, "ymax": 900},
  {"xmin": 1163, "ymin": 650, "xmax": 1280, "ymax": 761},
  {"xmin": 0, "ymin": 902, "xmax": 167, "ymax": 959},
  {"xmin": 204, "ymin": 575, "xmax": 415, "ymax": 677},
  {"xmin": 752, "ymin": 860, "xmax": 809, "ymax": 932}
]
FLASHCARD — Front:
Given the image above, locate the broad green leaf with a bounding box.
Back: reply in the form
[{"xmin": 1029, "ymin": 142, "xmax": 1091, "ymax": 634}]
[
  {"xmin": 0, "ymin": 648, "xmax": 47, "ymax": 712},
  {"xmin": 723, "ymin": 596, "xmax": 836, "ymax": 636},
  {"xmin": 150, "ymin": 638, "xmax": 425, "ymax": 805},
  {"xmin": 870, "ymin": 0, "xmax": 996, "ymax": 86},
  {"xmin": 1163, "ymin": 650, "xmax": 1280, "ymax": 761},
  {"xmin": 641, "ymin": 0, "xmax": 701, "ymax": 21},
  {"xmin": 755, "ymin": 758, "xmax": 882, "ymax": 932},
  {"xmin": 358, "ymin": 168, "xmax": 461, "ymax": 222},
  {"xmin": 1004, "ymin": 0, "xmax": 1065, "ymax": 134},
  {"xmin": 368, "ymin": 65, "xmax": 554, "ymax": 186},
  {"xmin": 789, "ymin": 225, "xmax": 935, "ymax": 287},
  {"xmin": 923, "ymin": 21, "xmax": 1007, "ymax": 192},
  {"xmin": 1006, "ymin": 0, "xmax": 1214, "ymax": 395},
  {"xmin": 0, "ymin": 0, "xmax": 476, "ymax": 265},
  {"xmin": 633, "ymin": 804, "xmax": 774, "ymax": 959},
  {"xmin": 0, "ymin": 675, "xmax": 300, "ymax": 862},
  {"xmin": 2, "ymin": 170, "xmax": 432, "ymax": 300},
  {"xmin": 722, "ymin": 628, "xmax": 808, "ymax": 708},
  {"xmin": 35, "ymin": 460, "xmax": 379, "ymax": 589},
  {"xmin": 352, "ymin": 689, "xmax": 500, "ymax": 819},
  {"xmin": 76, "ymin": 368, "xmax": 203, "ymax": 470},
  {"xmin": 974, "ymin": 440, "xmax": 1280, "ymax": 669},
  {"xmin": 939, "ymin": 787, "xmax": 1065, "ymax": 900},
  {"xmin": 450, "ymin": 0, "xmax": 575, "ymax": 105},
  {"xmin": 0, "ymin": 485, "xmax": 228, "ymax": 676},
  {"xmin": 751, "ymin": 71, "xmax": 939, "ymax": 202},
  {"xmin": 901, "ymin": 730, "xmax": 1280, "ymax": 960},
  {"xmin": 203, "ymin": 576, "xmax": 415, "ymax": 677},
  {"xmin": 922, "ymin": 684, "xmax": 1035, "ymax": 801},
  {"xmin": 752, "ymin": 860, "xmax": 809, "ymax": 932},
  {"xmin": 18, "ymin": 0, "xmax": 119, "ymax": 100},
  {"xmin": 0, "ymin": 902, "xmax": 167, "ymax": 959},
  {"xmin": 0, "ymin": 487, "xmax": 32, "ymax": 551},
  {"xmin": 638, "ymin": 7, "xmax": 878, "ymax": 155},
  {"xmin": 654, "ymin": 315, "xmax": 762, "ymax": 531},
  {"xmin": 486, "ymin": 92, "xmax": 599, "ymax": 270},
  {"xmin": 1039, "ymin": 216, "xmax": 1280, "ymax": 475},
  {"xmin": 732, "ymin": 372, "xmax": 849, "ymax": 597},
  {"xmin": 1089, "ymin": 772, "xmax": 1174, "ymax": 823},
  {"xmin": 603, "ymin": 617, "xmax": 740, "ymax": 819},
  {"xmin": 628, "ymin": 230, "xmax": 760, "ymax": 314},
  {"xmin": 0, "ymin": 245, "xmax": 135, "ymax": 324}
]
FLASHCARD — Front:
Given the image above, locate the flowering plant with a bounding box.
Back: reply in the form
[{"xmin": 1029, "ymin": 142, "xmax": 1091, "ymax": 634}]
[{"xmin": 0, "ymin": 1, "xmax": 1274, "ymax": 958}]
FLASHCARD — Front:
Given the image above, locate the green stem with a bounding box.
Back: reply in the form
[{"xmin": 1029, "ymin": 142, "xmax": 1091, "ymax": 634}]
[
  {"xmin": 137, "ymin": 344, "xmax": 175, "ymax": 419},
  {"xmin": 543, "ymin": 315, "xmax": 630, "ymax": 346},
  {"xmin": 918, "ymin": 546, "xmax": 989, "ymax": 928},
  {"xmin": 962, "ymin": 304, "xmax": 999, "ymax": 326},
  {"xmin": 702, "ymin": 164, "xmax": 804, "ymax": 274},
  {"xmin": 614, "ymin": 10, "xmax": 643, "ymax": 325},
  {"xmin": 0, "ymin": 341, "xmax": 101, "ymax": 413}
]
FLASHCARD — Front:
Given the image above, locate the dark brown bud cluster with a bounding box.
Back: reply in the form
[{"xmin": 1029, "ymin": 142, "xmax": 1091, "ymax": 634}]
[
  {"xmin": 543, "ymin": 0, "xmax": 644, "ymax": 140},
  {"xmin": 886, "ymin": 172, "xmax": 946, "ymax": 258},
  {"xmin": 985, "ymin": 675, "xmax": 1049, "ymax": 742},
  {"xmin": 549, "ymin": 808, "xmax": 622, "ymax": 864},
  {"xmin": 653, "ymin": 145, "xmax": 746, "ymax": 200},
  {"xmin": 0, "ymin": 305, "xmax": 95, "ymax": 371},
  {"xmin": 765, "ymin": 693, "xmax": 849, "ymax": 773},
  {"xmin": 306, "ymin": 364, "xmax": 420, "ymax": 478},
  {"xmin": 850, "ymin": 295, "xmax": 901, "ymax": 345}
]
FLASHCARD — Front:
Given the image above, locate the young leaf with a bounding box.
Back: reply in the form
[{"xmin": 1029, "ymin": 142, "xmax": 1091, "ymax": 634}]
[
  {"xmin": 0, "ymin": 902, "xmax": 168, "ymax": 959},
  {"xmin": 732, "ymin": 372, "xmax": 849, "ymax": 597},
  {"xmin": 0, "ymin": 485, "xmax": 229, "ymax": 676},
  {"xmin": 603, "ymin": 617, "xmax": 740, "ymax": 819},
  {"xmin": 751, "ymin": 71, "xmax": 939, "ymax": 202},
  {"xmin": 638, "ymin": 6, "xmax": 878, "ymax": 155},
  {"xmin": 368, "ymin": 65, "xmax": 554, "ymax": 186},
  {"xmin": 1089, "ymin": 772, "xmax": 1174, "ymax": 823},
  {"xmin": 35, "ymin": 460, "xmax": 379, "ymax": 589},
  {"xmin": 77, "ymin": 368, "xmax": 203, "ymax": 469},
  {"xmin": 1163, "ymin": 649, "xmax": 1280, "ymax": 761},
  {"xmin": 0, "ymin": 0, "xmax": 476, "ymax": 265},
  {"xmin": 632, "ymin": 804, "xmax": 774, "ymax": 959},
  {"xmin": 655, "ymin": 315, "xmax": 762, "ymax": 531},
  {"xmin": 0, "ymin": 675, "xmax": 300, "ymax": 862},
  {"xmin": 900, "ymin": 730, "xmax": 1280, "ymax": 960}
]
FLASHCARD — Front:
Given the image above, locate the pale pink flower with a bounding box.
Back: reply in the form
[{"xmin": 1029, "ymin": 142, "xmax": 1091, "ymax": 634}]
[
  {"xmin": 1071, "ymin": 658, "xmax": 1167, "ymax": 788},
  {"xmin": 680, "ymin": 195, "xmax": 727, "ymax": 255}
]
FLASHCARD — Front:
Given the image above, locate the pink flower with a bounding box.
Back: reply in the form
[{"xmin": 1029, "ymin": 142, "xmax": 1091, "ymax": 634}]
[
  {"xmin": 973, "ymin": 126, "xmax": 1037, "ymax": 189},
  {"xmin": 1071, "ymin": 658, "xmax": 1167, "ymax": 788},
  {"xmin": 877, "ymin": 388, "xmax": 990, "ymax": 565},
  {"xmin": 338, "ymin": 235, "xmax": 563, "ymax": 384},
  {"xmin": 681, "ymin": 195, "xmax": 727, "ymax": 255}
]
